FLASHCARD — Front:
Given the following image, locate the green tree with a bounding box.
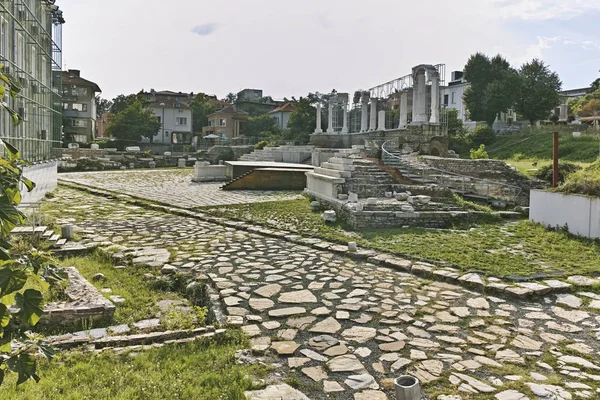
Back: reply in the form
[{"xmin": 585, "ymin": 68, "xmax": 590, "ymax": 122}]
[
  {"xmin": 223, "ymin": 92, "xmax": 237, "ymax": 103},
  {"xmin": 285, "ymin": 97, "xmax": 316, "ymax": 144},
  {"xmin": 246, "ymin": 115, "xmax": 281, "ymax": 139},
  {"xmin": 110, "ymin": 93, "xmax": 147, "ymax": 114},
  {"xmin": 470, "ymin": 144, "xmax": 489, "ymax": 159},
  {"xmin": 591, "ymin": 78, "xmax": 600, "ymax": 93},
  {"xmin": 95, "ymin": 96, "xmax": 113, "ymax": 118},
  {"xmin": 572, "ymin": 88, "xmax": 600, "ymax": 117},
  {"xmin": 515, "ymin": 59, "xmax": 561, "ymax": 125},
  {"xmin": 189, "ymin": 93, "xmax": 216, "ymax": 133},
  {"xmin": 106, "ymin": 101, "xmax": 161, "ymax": 145},
  {"xmin": 463, "ymin": 53, "xmax": 520, "ymax": 126},
  {"xmin": 0, "ymin": 66, "xmax": 63, "ymax": 386}
]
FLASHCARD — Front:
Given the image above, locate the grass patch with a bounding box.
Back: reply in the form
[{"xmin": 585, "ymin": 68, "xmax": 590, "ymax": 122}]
[
  {"xmin": 60, "ymin": 253, "xmax": 183, "ymax": 326},
  {"xmin": 487, "ymin": 127, "xmax": 600, "ymax": 163},
  {"xmin": 0, "ymin": 330, "xmax": 268, "ymax": 400},
  {"xmin": 202, "ymin": 198, "xmax": 600, "ymax": 278}
]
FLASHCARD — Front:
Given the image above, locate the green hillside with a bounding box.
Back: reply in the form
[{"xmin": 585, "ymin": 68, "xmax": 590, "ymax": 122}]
[{"xmin": 486, "ymin": 127, "xmax": 600, "ymax": 162}]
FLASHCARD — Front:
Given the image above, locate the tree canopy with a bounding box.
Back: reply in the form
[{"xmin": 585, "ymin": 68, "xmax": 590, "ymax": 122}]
[
  {"xmin": 463, "ymin": 53, "xmax": 521, "ymax": 126},
  {"xmin": 514, "ymin": 59, "xmax": 561, "ymax": 125},
  {"xmin": 189, "ymin": 93, "xmax": 216, "ymax": 133},
  {"xmin": 110, "ymin": 93, "xmax": 147, "ymax": 114},
  {"xmin": 106, "ymin": 100, "xmax": 161, "ymax": 144},
  {"xmin": 95, "ymin": 96, "xmax": 113, "ymax": 118},
  {"xmin": 285, "ymin": 97, "xmax": 317, "ymax": 144},
  {"xmin": 571, "ymin": 88, "xmax": 600, "ymax": 117},
  {"xmin": 246, "ymin": 114, "xmax": 281, "ymax": 139}
]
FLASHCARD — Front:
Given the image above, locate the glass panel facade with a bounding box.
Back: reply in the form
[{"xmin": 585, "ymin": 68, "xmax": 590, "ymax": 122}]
[{"xmin": 0, "ymin": 0, "xmax": 64, "ymax": 162}]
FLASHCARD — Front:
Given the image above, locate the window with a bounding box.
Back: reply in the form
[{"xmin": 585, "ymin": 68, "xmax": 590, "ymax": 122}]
[
  {"xmin": 63, "ymin": 103, "xmax": 69, "ymax": 110},
  {"xmin": 176, "ymin": 117, "xmax": 187, "ymax": 126},
  {"xmin": 77, "ymin": 87, "xmax": 88, "ymax": 96},
  {"xmin": 157, "ymin": 116, "xmax": 161, "ymax": 123},
  {"xmin": 451, "ymin": 92, "xmax": 456, "ymax": 104},
  {"xmin": 72, "ymin": 103, "xmax": 87, "ymax": 112},
  {"xmin": 219, "ymin": 118, "xmax": 226, "ymax": 127},
  {"xmin": 0, "ymin": 18, "xmax": 7, "ymax": 60},
  {"xmin": 72, "ymin": 119, "xmax": 88, "ymax": 128},
  {"xmin": 30, "ymin": 45, "xmax": 35, "ymax": 74},
  {"xmin": 16, "ymin": 34, "xmax": 24, "ymax": 69},
  {"xmin": 208, "ymin": 120, "xmax": 213, "ymax": 127},
  {"xmin": 443, "ymin": 94, "xmax": 449, "ymax": 106}
]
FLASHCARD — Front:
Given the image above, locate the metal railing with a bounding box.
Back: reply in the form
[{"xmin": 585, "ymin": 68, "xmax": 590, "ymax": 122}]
[{"xmin": 381, "ymin": 140, "xmax": 522, "ymax": 204}]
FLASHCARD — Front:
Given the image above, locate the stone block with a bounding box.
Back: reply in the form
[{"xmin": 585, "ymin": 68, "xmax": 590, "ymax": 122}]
[
  {"xmin": 348, "ymin": 192, "xmax": 359, "ymax": 202},
  {"xmin": 322, "ymin": 210, "xmax": 337, "ymax": 223}
]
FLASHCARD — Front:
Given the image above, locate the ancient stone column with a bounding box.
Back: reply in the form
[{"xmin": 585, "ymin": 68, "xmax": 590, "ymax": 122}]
[
  {"xmin": 327, "ymin": 101, "xmax": 335, "ymax": 133},
  {"xmin": 377, "ymin": 110, "xmax": 386, "ymax": 131},
  {"xmin": 369, "ymin": 98, "xmax": 377, "ymax": 131},
  {"xmin": 360, "ymin": 92, "xmax": 369, "ymax": 132},
  {"xmin": 314, "ymin": 103, "xmax": 323, "ymax": 134},
  {"xmin": 413, "ymin": 69, "xmax": 428, "ymax": 123},
  {"xmin": 341, "ymin": 100, "xmax": 349, "ymax": 133},
  {"xmin": 398, "ymin": 91, "xmax": 408, "ymax": 129},
  {"xmin": 429, "ymin": 72, "xmax": 440, "ymax": 124}
]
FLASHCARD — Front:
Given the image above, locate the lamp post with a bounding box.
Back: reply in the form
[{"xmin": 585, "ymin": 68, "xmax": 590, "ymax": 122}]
[{"xmin": 159, "ymin": 102, "xmax": 165, "ymax": 153}]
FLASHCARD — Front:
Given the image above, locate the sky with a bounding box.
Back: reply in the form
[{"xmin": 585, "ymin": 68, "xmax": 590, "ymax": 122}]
[{"xmin": 58, "ymin": 0, "xmax": 600, "ymax": 101}]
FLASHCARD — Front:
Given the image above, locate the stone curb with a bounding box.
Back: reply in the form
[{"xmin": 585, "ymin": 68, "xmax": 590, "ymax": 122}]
[
  {"xmin": 57, "ymin": 179, "xmax": 596, "ymax": 300},
  {"xmin": 52, "ymin": 325, "xmax": 225, "ymax": 351}
]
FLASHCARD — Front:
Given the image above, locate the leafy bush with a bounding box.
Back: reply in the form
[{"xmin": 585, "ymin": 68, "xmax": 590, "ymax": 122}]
[
  {"xmin": 534, "ymin": 161, "xmax": 582, "ymax": 185},
  {"xmin": 557, "ymin": 159, "xmax": 600, "ymax": 197},
  {"xmin": 469, "ymin": 126, "xmax": 496, "ymax": 147},
  {"xmin": 216, "ymin": 147, "xmax": 235, "ymax": 162},
  {"xmin": 254, "ymin": 140, "xmax": 274, "ymax": 150},
  {"xmin": 470, "ymin": 144, "xmax": 489, "ymax": 159}
]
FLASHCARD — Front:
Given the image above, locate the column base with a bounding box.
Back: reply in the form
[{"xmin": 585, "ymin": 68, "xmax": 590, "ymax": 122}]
[
  {"xmin": 326, "ymin": 128, "xmax": 335, "ymax": 133},
  {"xmin": 314, "ymin": 129, "xmax": 323, "ymax": 134}
]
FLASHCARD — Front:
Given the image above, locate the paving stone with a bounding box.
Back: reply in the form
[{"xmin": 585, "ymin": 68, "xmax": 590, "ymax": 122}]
[
  {"xmin": 244, "ymin": 384, "xmax": 310, "ymax": 400},
  {"xmin": 309, "ymin": 317, "xmax": 342, "ymax": 334},
  {"xmin": 323, "ymin": 380, "xmax": 345, "ymax": 393},
  {"xmin": 278, "ymin": 289, "xmax": 317, "ymax": 304},
  {"xmin": 341, "ymin": 327, "xmax": 377, "ymax": 343},
  {"xmin": 249, "ymin": 298, "xmax": 275, "ymax": 311},
  {"xmin": 268, "ymin": 307, "xmax": 306, "ymax": 317},
  {"xmin": 301, "ymin": 366, "xmax": 327, "ymax": 382},
  {"xmin": 344, "ymin": 374, "xmax": 378, "ymax": 390},
  {"xmin": 466, "ymin": 297, "xmax": 490, "ymax": 309},
  {"xmin": 555, "ymin": 294, "xmax": 582, "ymax": 308},
  {"xmin": 512, "ymin": 335, "xmax": 543, "ymax": 351},
  {"xmin": 495, "ymin": 390, "xmax": 528, "ymax": 400},
  {"xmin": 254, "ymin": 283, "xmax": 283, "ymax": 298},
  {"xmin": 270, "ymin": 341, "xmax": 300, "ymax": 355},
  {"xmin": 327, "ymin": 354, "xmax": 367, "ymax": 373},
  {"xmin": 354, "ymin": 390, "xmax": 387, "ymax": 400}
]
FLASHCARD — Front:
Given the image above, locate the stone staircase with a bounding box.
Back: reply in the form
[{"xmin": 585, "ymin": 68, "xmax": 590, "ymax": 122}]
[
  {"xmin": 239, "ymin": 146, "xmax": 314, "ymax": 163},
  {"xmin": 11, "ymin": 225, "xmax": 69, "ymax": 248},
  {"xmin": 382, "ymin": 148, "xmax": 522, "ymax": 205},
  {"xmin": 344, "ymin": 159, "xmax": 399, "ymax": 198}
]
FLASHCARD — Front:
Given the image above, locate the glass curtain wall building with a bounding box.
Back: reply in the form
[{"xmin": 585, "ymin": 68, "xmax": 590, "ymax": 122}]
[{"xmin": 0, "ymin": 0, "xmax": 64, "ymax": 162}]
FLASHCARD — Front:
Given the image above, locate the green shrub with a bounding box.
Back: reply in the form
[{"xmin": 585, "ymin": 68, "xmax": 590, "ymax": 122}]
[
  {"xmin": 557, "ymin": 158, "xmax": 600, "ymax": 197},
  {"xmin": 470, "ymin": 144, "xmax": 489, "ymax": 159},
  {"xmin": 216, "ymin": 147, "xmax": 235, "ymax": 162},
  {"xmin": 469, "ymin": 126, "xmax": 496, "ymax": 147},
  {"xmin": 534, "ymin": 161, "xmax": 582, "ymax": 185}
]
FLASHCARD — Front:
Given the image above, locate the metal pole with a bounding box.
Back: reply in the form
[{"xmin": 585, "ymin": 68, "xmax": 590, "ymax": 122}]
[{"xmin": 553, "ymin": 131, "xmax": 559, "ymax": 188}]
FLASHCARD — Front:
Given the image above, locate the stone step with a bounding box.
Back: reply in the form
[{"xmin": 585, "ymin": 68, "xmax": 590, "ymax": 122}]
[
  {"xmin": 321, "ymin": 162, "xmax": 355, "ymax": 172},
  {"xmin": 49, "ymin": 234, "xmax": 60, "ymax": 242},
  {"xmin": 305, "ymin": 171, "xmax": 345, "ymax": 184},
  {"xmin": 313, "ymin": 167, "xmax": 351, "ymax": 179},
  {"xmin": 327, "ymin": 157, "xmax": 355, "ymax": 165},
  {"xmin": 42, "ymin": 230, "xmax": 54, "ymax": 238},
  {"xmin": 56, "ymin": 238, "xmax": 67, "ymax": 246}
]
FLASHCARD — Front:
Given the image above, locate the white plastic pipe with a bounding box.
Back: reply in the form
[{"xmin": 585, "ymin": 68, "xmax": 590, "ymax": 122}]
[{"xmin": 395, "ymin": 375, "xmax": 421, "ymax": 400}]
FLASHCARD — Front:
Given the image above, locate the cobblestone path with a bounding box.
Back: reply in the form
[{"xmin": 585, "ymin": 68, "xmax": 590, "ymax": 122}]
[
  {"xmin": 59, "ymin": 169, "xmax": 303, "ymax": 207},
  {"xmin": 44, "ymin": 184, "xmax": 600, "ymax": 400}
]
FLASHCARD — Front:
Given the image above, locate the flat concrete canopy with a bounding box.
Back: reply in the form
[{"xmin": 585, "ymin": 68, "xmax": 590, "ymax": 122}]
[
  {"xmin": 225, "ymin": 161, "xmax": 314, "ymax": 169},
  {"xmin": 225, "ymin": 161, "xmax": 314, "ymax": 180}
]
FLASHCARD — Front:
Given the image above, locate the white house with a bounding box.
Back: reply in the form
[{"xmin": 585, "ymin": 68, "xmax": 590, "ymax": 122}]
[
  {"xmin": 146, "ymin": 99, "xmax": 193, "ymax": 145},
  {"xmin": 267, "ymin": 103, "xmax": 296, "ymax": 129},
  {"xmin": 442, "ymin": 71, "xmax": 517, "ymax": 130}
]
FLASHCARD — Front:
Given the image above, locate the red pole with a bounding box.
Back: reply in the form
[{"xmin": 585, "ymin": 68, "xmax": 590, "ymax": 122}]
[{"xmin": 552, "ymin": 131, "xmax": 559, "ymax": 188}]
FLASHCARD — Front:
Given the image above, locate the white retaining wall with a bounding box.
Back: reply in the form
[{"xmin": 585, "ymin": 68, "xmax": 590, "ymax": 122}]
[
  {"xmin": 21, "ymin": 161, "xmax": 58, "ymax": 205},
  {"xmin": 529, "ymin": 189, "xmax": 600, "ymax": 238}
]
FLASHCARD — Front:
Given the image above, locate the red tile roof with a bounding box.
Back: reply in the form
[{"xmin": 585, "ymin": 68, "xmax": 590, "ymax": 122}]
[{"xmin": 267, "ymin": 102, "xmax": 296, "ymax": 114}]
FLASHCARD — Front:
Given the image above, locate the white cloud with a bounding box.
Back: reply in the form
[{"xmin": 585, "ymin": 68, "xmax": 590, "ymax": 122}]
[
  {"xmin": 191, "ymin": 23, "xmax": 219, "ymax": 37},
  {"xmin": 491, "ymin": 0, "xmax": 600, "ymax": 20}
]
